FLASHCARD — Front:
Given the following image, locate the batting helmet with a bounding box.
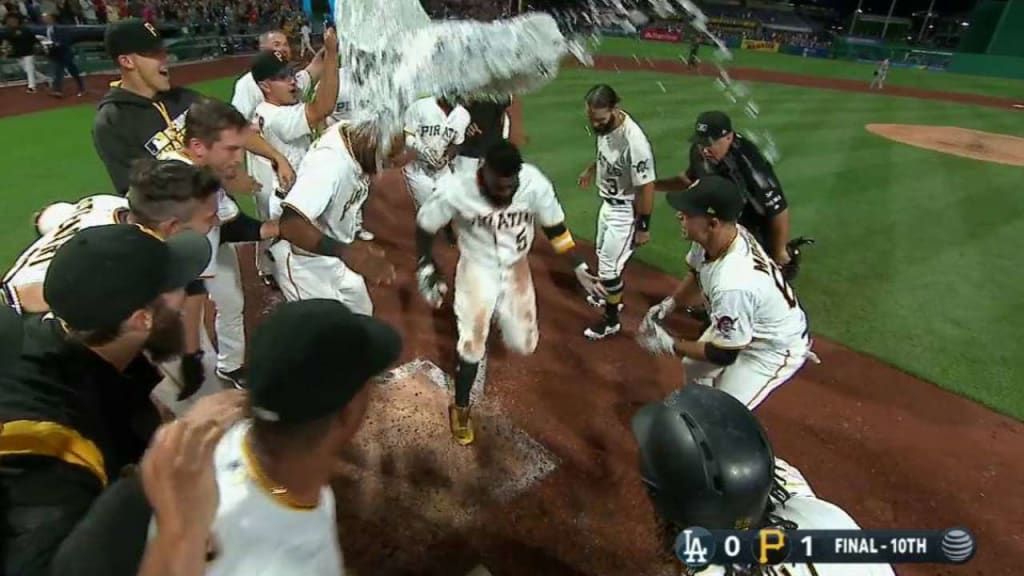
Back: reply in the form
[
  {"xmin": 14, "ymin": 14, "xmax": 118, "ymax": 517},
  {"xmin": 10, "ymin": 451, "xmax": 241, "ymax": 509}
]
[{"xmin": 631, "ymin": 385, "xmax": 775, "ymax": 530}]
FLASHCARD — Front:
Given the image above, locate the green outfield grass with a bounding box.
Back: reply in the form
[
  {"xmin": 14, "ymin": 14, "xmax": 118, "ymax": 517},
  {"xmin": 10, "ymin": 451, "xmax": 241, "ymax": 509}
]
[
  {"xmin": 595, "ymin": 37, "xmax": 1024, "ymax": 99},
  {"xmin": 0, "ymin": 61, "xmax": 1022, "ymax": 419}
]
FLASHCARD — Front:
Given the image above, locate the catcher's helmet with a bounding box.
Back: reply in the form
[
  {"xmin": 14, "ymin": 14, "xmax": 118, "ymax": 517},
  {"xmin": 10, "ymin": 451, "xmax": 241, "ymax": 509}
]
[{"xmin": 631, "ymin": 385, "xmax": 774, "ymax": 530}]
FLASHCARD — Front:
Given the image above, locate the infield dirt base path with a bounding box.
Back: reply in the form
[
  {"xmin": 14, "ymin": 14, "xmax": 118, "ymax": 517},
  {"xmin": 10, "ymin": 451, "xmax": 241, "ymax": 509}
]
[{"xmin": 4, "ymin": 54, "xmax": 1022, "ymax": 575}]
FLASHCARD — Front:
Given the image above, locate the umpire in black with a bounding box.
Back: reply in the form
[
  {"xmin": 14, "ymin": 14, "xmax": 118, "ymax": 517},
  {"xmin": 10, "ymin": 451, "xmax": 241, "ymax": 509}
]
[
  {"xmin": 656, "ymin": 110, "xmax": 811, "ymax": 280},
  {"xmin": 0, "ymin": 224, "xmax": 210, "ymax": 576}
]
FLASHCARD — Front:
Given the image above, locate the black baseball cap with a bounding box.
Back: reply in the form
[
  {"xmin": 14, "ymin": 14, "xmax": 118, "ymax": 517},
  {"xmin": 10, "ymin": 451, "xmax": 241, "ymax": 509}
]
[
  {"xmin": 247, "ymin": 300, "xmax": 403, "ymax": 424},
  {"xmin": 666, "ymin": 175, "xmax": 745, "ymax": 222},
  {"xmin": 690, "ymin": 110, "xmax": 732, "ymax": 145},
  {"xmin": 44, "ymin": 224, "xmax": 211, "ymax": 331},
  {"xmin": 251, "ymin": 50, "xmax": 293, "ymax": 82},
  {"xmin": 105, "ymin": 18, "xmax": 165, "ymax": 58}
]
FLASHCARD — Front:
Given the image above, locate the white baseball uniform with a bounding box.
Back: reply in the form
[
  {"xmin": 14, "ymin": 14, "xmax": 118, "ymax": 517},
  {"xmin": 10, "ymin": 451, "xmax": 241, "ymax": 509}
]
[
  {"xmin": 593, "ymin": 113, "xmax": 655, "ymax": 280},
  {"xmin": 300, "ymin": 24, "xmax": 314, "ymax": 56},
  {"xmin": 417, "ymin": 164, "xmax": 570, "ymax": 363},
  {"xmin": 230, "ymin": 69, "xmax": 312, "ymax": 221},
  {"xmin": 252, "ymin": 100, "xmax": 316, "ymax": 221},
  {"xmin": 403, "ymin": 97, "xmax": 471, "ymax": 207},
  {"xmin": 2, "ymin": 195, "xmax": 128, "ymax": 313},
  {"xmin": 147, "ymin": 420, "xmax": 345, "ymax": 576},
  {"xmin": 160, "ymin": 150, "xmax": 247, "ymax": 375},
  {"xmin": 274, "ymin": 126, "xmax": 373, "ymax": 315},
  {"xmin": 693, "ymin": 458, "xmax": 895, "ymax": 576},
  {"xmin": 326, "ymin": 67, "xmax": 360, "ymax": 127},
  {"xmin": 683, "ymin": 225, "xmax": 812, "ymax": 409}
]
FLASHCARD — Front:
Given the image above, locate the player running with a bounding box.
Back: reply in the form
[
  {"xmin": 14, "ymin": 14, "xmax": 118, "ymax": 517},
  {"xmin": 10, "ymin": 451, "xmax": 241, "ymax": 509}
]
[
  {"xmin": 636, "ymin": 176, "xmax": 814, "ymax": 410},
  {"xmin": 415, "ymin": 140, "xmax": 604, "ymax": 446},
  {"xmin": 632, "ymin": 384, "xmax": 896, "ymax": 575},
  {"xmin": 576, "ymin": 84, "xmax": 656, "ymax": 340}
]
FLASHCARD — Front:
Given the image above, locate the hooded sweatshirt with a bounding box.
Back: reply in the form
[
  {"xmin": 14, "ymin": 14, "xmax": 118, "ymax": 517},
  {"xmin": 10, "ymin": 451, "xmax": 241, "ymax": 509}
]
[{"xmin": 92, "ymin": 84, "xmax": 201, "ymax": 195}]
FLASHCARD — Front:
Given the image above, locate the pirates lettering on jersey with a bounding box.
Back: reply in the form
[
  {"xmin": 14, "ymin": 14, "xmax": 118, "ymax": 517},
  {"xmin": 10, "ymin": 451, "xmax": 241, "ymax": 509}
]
[
  {"xmin": 597, "ymin": 153, "xmax": 625, "ymax": 178},
  {"xmin": 144, "ymin": 109, "xmax": 188, "ymax": 157},
  {"xmin": 418, "ymin": 123, "xmax": 459, "ymax": 142},
  {"xmin": 472, "ymin": 210, "xmax": 534, "ymax": 230}
]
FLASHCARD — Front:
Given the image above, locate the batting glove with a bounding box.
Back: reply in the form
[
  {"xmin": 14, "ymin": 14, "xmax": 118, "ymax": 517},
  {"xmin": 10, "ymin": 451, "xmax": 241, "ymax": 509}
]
[
  {"xmin": 645, "ymin": 296, "xmax": 677, "ymax": 324},
  {"xmin": 416, "ymin": 260, "xmax": 448, "ymax": 309},
  {"xmin": 636, "ymin": 317, "xmax": 676, "ymax": 357}
]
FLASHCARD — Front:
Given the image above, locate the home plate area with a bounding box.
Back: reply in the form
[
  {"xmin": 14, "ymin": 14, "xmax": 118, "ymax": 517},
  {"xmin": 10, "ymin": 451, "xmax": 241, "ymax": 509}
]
[{"xmin": 334, "ymin": 359, "xmax": 560, "ymax": 531}]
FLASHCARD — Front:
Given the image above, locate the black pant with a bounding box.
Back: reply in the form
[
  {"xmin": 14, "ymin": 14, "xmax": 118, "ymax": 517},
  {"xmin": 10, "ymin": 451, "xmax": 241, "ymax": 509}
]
[{"xmin": 49, "ymin": 53, "xmax": 84, "ymax": 94}]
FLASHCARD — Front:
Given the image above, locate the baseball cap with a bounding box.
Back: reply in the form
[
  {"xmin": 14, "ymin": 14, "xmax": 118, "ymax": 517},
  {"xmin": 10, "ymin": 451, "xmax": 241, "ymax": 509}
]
[
  {"xmin": 247, "ymin": 300, "xmax": 403, "ymax": 424},
  {"xmin": 105, "ymin": 19, "xmax": 165, "ymax": 58},
  {"xmin": 251, "ymin": 50, "xmax": 293, "ymax": 83},
  {"xmin": 44, "ymin": 224, "xmax": 211, "ymax": 332},
  {"xmin": 690, "ymin": 110, "xmax": 732, "ymax": 145},
  {"xmin": 666, "ymin": 175, "xmax": 745, "ymax": 222}
]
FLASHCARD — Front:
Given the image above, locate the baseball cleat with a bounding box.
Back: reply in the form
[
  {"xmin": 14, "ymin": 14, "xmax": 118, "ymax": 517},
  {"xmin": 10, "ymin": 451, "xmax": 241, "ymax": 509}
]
[
  {"xmin": 357, "ymin": 229, "xmax": 375, "ymax": 242},
  {"xmin": 216, "ymin": 367, "xmax": 248, "ymax": 390},
  {"xmin": 448, "ymin": 403, "xmax": 475, "ymax": 446},
  {"xmin": 584, "ymin": 318, "xmax": 621, "ymax": 340}
]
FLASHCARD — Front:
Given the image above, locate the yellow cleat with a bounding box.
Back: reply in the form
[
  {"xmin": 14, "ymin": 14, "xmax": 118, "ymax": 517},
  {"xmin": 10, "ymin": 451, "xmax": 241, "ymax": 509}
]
[{"xmin": 449, "ymin": 403, "xmax": 475, "ymax": 446}]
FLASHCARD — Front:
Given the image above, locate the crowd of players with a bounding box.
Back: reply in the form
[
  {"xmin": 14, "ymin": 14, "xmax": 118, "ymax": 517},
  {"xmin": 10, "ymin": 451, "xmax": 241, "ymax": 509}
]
[{"xmin": 0, "ymin": 15, "xmax": 895, "ymax": 576}]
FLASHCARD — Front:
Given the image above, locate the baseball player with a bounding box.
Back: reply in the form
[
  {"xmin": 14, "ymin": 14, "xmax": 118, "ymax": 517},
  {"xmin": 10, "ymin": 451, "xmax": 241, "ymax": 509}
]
[
  {"xmin": 403, "ymin": 95, "xmax": 472, "ymax": 208},
  {"xmin": 2, "ymin": 160, "xmax": 220, "ymax": 401},
  {"xmin": 250, "ymin": 28, "xmax": 339, "ymax": 199},
  {"xmin": 159, "ymin": 98, "xmax": 280, "ymax": 389},
  {"xmin": 326, "ymin": 66, "xmax": 376, "ymax": 242},
  {"xmin": 415, "ymin": 140, "xmax": 604, "ymax": 445},
  {"xmin": 274, "ymin": 122, "xmax": 397, "ymax": 314},
  {"xmin": 632, "ymin": 384, "xmax": 895, "ymax": 575},
  {"xmin": 636, "ymin": 176, "xmax": 813, "ymax": 410},
  {"xmin": 870, "ymin": 58, "xmax": 890, "ymax": 90},
  {"xmin": 576, "ymin": 84, "xmax": 656, "ymax": 340}
]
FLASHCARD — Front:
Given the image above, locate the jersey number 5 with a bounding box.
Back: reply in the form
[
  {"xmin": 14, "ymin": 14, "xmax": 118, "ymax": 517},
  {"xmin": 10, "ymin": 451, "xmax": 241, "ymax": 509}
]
[{"xmin": 515, "ymin": 228, "xmax": 528, "ymax": 253}]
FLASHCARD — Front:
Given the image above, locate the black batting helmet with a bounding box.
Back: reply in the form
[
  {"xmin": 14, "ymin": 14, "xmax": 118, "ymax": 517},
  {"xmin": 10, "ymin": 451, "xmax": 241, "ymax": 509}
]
[{"xmin": 631, "ymin": 385, "xmax": 774, "ymax": 530}]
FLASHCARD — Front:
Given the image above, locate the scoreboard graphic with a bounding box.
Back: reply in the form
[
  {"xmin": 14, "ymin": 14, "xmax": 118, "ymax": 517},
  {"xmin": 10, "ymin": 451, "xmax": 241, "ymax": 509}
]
[{"xmin": 674, "ymin": 527, "xmax": 976, "ymax": 569}]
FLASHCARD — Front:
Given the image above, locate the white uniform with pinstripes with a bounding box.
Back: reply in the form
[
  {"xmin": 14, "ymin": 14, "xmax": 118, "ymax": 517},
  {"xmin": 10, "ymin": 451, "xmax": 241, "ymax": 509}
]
[
  {"xmin": 594, "ymin": 113, "xmax": 655, "ymax": 281},
  {"xmin": 272, "ymin": 126, "xmax": 373, "ymax": 315},
  {"xmin": 683, "ymin": 226, "xmax": 811, "ymax": 409}
]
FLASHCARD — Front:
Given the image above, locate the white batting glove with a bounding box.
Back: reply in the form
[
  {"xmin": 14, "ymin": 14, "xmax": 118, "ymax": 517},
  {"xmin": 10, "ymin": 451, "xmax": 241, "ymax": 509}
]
[
  {"xmin": 648, "ymin": 296, "xmax": 677, "ymax": 322},
  {"xmin": 636, "ymin": 315, "xmax": 676, "ymax": 357},
  {"xmin": 416, "ymin": 261, "xmax": 448, "ymax": 309}
]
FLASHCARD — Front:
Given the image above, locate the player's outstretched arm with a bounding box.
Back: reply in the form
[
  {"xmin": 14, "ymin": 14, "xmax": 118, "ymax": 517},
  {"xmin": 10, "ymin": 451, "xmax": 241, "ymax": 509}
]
[
  {"xmin": 303, "ymin": 47, "xmax": 326, "ymax": 83},
  {"xmin": 279, "ymin": 206, "xmax": 347, "ymax": 261},
  {"xmin": 768, "ymin": 208, "xmax": 792, "ymax": 266},
  {"xmin": 304, "ymin": 28, "xmax": 339, "ymax": 128},
  {"xmin": 653, "ymin": 171, "xmax": 693, "ymax": 192},
  {"xmin": 633, "ymin": 181, "xmax": 655, "ymax": 246},
  {"xmin": 414, "ymin": 207, "xmax": 450, "ymax": 309},
  {"xmin": 577, "ymin": 162, "xmax": 596, "ymax": 189},
  {"xmin": 243, "ymin": 132, "xmax": 294, "ymax": 191}
]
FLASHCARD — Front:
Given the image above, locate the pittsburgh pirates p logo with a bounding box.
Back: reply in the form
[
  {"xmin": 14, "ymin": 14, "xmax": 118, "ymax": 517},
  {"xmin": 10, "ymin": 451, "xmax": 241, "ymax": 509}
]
[{"xmin": 144, "ymin": 22, "xmax": 158, "ymax": 37}]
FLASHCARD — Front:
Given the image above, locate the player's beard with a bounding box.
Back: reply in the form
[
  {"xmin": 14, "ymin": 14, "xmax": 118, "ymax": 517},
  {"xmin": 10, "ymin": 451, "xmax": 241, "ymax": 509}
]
[{"xmin": 143, "ymin": 300, "xmax": 186, "ymax": 364}]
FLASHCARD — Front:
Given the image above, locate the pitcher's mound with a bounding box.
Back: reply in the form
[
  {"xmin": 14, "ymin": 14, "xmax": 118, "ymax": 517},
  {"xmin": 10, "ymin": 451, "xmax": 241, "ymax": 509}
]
[
  {"xmin": 335, "ymin": 359, "xmax": 560, "ymax": 530},
  {"xmin": 866, "ymin": 124, "xmax": 1024, "ymax": 166}
]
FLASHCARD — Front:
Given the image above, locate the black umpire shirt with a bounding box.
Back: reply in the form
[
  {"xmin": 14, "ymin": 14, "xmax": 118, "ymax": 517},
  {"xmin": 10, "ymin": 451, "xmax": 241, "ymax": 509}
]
[
  {"xmin": 0, "ymin": 314, "xmax": 163, "ymax": 576},
  {"xmin": 93, "ymin": 84, "xmax": 202, "ymax": 195},
  {"xmin": 6, "ymin": 24, "xmax": 38, "ymax": 59},
  {"xmin": 686, "ymin": 133, "xmax": 788, "ymax": 248},
  {"xmin": 458, "ymin": 95, "xmax": 512, "ymax": 159}
]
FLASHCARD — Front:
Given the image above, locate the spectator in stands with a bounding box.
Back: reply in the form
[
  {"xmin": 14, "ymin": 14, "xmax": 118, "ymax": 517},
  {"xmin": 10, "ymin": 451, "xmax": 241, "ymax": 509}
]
[
  {"xmin": 5, "ymin": 12, "xmax": 51, "ymax": 93},
  {"xmin": 41, "ymin": 11, "xmax": 85, "ymax": 97}
]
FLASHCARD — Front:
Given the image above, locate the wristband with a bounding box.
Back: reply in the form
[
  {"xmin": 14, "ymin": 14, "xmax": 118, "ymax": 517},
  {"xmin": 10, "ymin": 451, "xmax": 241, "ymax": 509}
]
[{"xmin": 637, "ymin": 214, "xmax": 651, "ymax": 232}]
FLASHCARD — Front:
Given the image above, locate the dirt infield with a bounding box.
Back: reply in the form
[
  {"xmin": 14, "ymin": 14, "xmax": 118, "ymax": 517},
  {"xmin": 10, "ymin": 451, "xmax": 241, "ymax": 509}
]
[
  {"xmin": 6, "ymin": 54, "xmax": 1024, "ymax": 575},
  {"xmin": 866, "ymin": 123, "xmax": 1024, "ymax": 167}
]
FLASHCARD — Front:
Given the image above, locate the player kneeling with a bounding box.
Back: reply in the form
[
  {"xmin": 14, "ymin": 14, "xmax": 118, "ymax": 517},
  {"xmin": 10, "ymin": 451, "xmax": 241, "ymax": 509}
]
[
  {"xmin": 632, "ymin": 385, "xmax": 895, "ymax": 575},
  {"xmin": 637, "ymin": 176, "xmax": 815, "ymax": 410},
  {"xmin": 415, "ymin": 140, "xmax": 605, "ymax": 446},
  {"xmin": 274, "ymin": 122, "xmax": 396, "ymax": 314}
]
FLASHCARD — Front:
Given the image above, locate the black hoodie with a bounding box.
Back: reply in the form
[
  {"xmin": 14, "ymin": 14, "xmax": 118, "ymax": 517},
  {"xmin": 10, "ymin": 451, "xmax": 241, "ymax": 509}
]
[{"xmin": 92, "ymin": 85, "xmax": 201, "ymax": 195}]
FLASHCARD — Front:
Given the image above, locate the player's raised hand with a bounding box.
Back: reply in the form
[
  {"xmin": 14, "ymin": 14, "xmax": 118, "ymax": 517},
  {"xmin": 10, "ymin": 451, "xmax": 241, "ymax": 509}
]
[
  {"xmin": 416, "ymin": 260, "xmax": 448, "ymax": 309},
  {"xmin": 324, "ymin": 27, "xmax": 338, "ymax": 53},
  {"xmin": 275, "ymin": 158, "xmax": 296, "ymax": 192},
  {"xmin": 140, "ymin": 417, "xmax": 226, "ymax": 538},
  {"xmin": 181, "ymin": 389, "xmax": 247, "ymax": 430}
]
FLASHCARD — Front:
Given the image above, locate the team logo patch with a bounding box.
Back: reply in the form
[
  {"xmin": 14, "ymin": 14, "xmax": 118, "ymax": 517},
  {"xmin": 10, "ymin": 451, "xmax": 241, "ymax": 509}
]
[
  {"xmin": 273, "ymin": 50, "xmax": 286, "ymax": 62},
  {"xmin": 695, "ymin": 122, "xmax": 708, "ymax": 134},
  {"xmin": 634, "ymin": 159, "xmax": 649, "ymax": 174},
  {"xmin": 714, "ymin": 315, "xmax": 736, "ymax": 337}
]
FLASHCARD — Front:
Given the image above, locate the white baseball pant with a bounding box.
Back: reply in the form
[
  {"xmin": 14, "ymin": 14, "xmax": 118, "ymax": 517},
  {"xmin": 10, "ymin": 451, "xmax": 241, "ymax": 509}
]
[
  {"xmin": 205, "ymin": 243, "xmax": 246, "ymax": 374},
  {"xmin": 270, "ymin": 241, "xmax": 373, "ymax": 315},
  {"xmin": 19, "ymin": 55, "xmax": 50, "ymax": 90},
  {"xmin": 683, "ymin": 327, "xmax": 811, "ymax": 409},
  {"xmin": 300, "ymin": 37, "xmax": 314, "ymax": 57},
  {"xmin": 404, "ymin": 166, "xmax": 437, "ymax": 208},
  {"xmin": 595, "ymin": 200, "xmax": 636, "ymax": 280},
  {"xmin": 247, "ymin": 153, "xmax": 279, "ymax": 277},
  {"xmin": 454, "ymin": 255, "xmax": 537, "ymax": 363}
]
